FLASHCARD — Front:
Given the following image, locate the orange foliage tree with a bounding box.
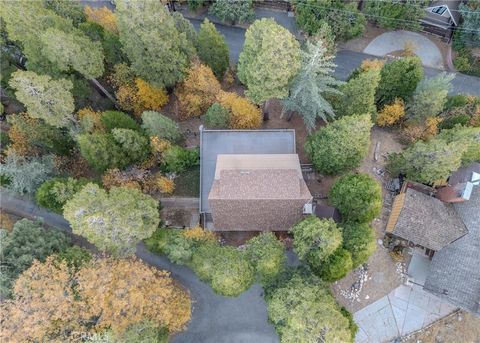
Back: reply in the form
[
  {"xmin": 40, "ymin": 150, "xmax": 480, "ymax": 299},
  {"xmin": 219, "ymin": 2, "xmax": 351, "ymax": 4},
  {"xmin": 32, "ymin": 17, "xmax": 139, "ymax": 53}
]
[
  {"xmin": 76, "ymin": 258, "xmax": 191, "ymax": 335},
  {"xmin": 402, "ymin": 116, "xmax": 443, "ymax": 143},
  {"xmin": 116, "ymin": 79, "xmax": 168, "ymax": 117},
  {"xmin": 77, "ymin": 107, "xmax": 105, "ymax": 132},
  {"xmin": 143, "ymin": 173, "xmax": 175, "ymax": 195},
  {"xmin": 85, "ymin": 5, "xmax": 118, "ymax": 34},
  {"xmin": 0, "ymin": 257, "xmax": 191, "ymax": 341},
  {"xmin": 216, "ymin": 91, "xmax": 262, "ymax": 129},
  {"xmin": 175, "ymin": 63, "xmax": 221, "ymax": 119},
  {"xmin": 376, "ymin": 98, "xmax": 405, "ymax": 127}
]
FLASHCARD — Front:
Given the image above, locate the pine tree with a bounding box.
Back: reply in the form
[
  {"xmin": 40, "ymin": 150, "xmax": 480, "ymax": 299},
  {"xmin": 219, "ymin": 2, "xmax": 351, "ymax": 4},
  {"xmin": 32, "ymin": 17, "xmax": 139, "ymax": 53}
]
[
  {"xmin": 197, "ymin": 19, "xmax": 229, "ymax": 79},
  {"xmin": 282, "ymin": 40, "xmax": 343, "ymax": 132},
  {"xmin": 238, "ymin": 18, "xmax": 301, "ymax": 104},
  {"xmin": 116, "ymin": 0, "xmax": 195, "ymax": 88}
]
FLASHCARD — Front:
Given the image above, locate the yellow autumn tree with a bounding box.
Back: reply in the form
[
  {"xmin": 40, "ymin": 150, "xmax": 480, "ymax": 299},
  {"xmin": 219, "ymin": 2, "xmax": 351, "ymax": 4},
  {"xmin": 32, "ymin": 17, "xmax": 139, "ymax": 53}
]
[
  {"xmin": 7, "ymin": 124, "xmax": 32, "ymax": 156},
  {"xmin": 150, "ymin": 136, "xmax": 172, "ymax": 155},
  {"xmin": 85, "ymin": 5, "xmax": 118, "ymax": 34},
  {"xmin": 77, "ymin": 258, "xmax": 191, "ymax": 334},
  {"xmin": 376, "ymin": 98, "xmax": 405, "ymax": 127},
  {"xmin": 0, "ymin": 257, "xmax": 84, "ymax": 342},
  {"xmin": 216, "ymin": 91, "xmax": 262, "ymax": 129},
  {"xmin": 183, "ymin": 226, "xmax": 217, "ymax": 243},
  {"xmin": 402, "ymin": 116, "xmax": 443, "ymax": 143},
  {"xmin": 142, "ymin": 173, "xmax": 175, "ymax": 195},
  {"xmin": 116, "ymin": 80, "xmax": 168, "ymax": 117},
  {"xmin": 360, "ymin": 59, "xmax": 385, "ymax": 72},
  {"xmin": 77, "ymin": 107, "xmax": 105, "ymax": 132},
  {"xmin": 175, "ymin": 62, "xmax": 221, "ymax": 119}
]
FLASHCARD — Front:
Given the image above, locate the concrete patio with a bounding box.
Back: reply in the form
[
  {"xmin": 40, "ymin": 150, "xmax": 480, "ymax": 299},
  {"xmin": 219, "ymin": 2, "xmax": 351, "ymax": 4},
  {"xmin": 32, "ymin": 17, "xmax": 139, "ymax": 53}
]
[{"xmin": 354, "ymin": 284, "xmax": 457, "ymax": 343}]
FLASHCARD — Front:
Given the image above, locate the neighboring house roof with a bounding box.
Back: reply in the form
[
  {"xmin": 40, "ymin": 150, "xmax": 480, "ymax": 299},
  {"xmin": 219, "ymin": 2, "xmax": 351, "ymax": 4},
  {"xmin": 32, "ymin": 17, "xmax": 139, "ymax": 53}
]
[
  {"xmin": 208, "ymin": 154, "xmax": 311, "ymax": 231},
  {"xmin": 424, "ymin": 186, "xmax": 480, "ymax": 315},
  {"xmin": 388, "ymin": 187, "xmax": 467, "ymax": 250},
  {"xmin": 199, "ymin": 129, "xmax": 296, "ymax": 213},
  {"xmin": 448, "ymin": 162, "xmax": 480, "ymax": 186},
  {"xmin": 423, "ymin": 1, "xmax": 461, "ymax": 28}
]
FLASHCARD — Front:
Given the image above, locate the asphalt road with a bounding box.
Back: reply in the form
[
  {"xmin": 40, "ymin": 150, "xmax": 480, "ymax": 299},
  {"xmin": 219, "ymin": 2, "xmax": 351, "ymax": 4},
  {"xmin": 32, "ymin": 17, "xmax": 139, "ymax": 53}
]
[
  {"xmin": 189, "ymin": 18, "xmax": 480, "ymax": 96},
  {"xmin": 0, "ymin": 191, "xmax": 279, "ymax": 343}
]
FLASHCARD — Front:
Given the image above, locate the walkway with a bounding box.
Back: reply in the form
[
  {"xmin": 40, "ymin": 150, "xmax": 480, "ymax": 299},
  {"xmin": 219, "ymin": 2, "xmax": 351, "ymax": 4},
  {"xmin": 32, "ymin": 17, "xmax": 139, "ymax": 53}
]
[
  {"xmin": 0, "ymin": 190, "xmax": 279, "ymax": 343},
  {"xmin": 354, "ymin": 284, "xmax": 457, "ymax": 343},
  {"xmin": 364, "ymin": 31, "xmax": 444, "ymax": 69}
]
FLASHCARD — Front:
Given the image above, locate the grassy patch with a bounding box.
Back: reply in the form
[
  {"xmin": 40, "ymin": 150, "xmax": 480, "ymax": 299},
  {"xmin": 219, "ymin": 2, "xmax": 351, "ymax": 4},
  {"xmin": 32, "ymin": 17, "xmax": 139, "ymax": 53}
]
[{"xmin": 173, "ymin": 167, "xmax": 200, "ymax": 197}]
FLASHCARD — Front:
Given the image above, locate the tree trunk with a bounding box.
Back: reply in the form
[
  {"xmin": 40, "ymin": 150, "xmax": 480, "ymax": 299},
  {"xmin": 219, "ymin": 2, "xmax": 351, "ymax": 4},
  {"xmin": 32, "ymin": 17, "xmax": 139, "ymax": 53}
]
[
  {"xmin": 263, "ymin": 99, "xmax": 270, "ymax": 121},
  {"xmin": 89, "ymin": 78, "xmax": 120, "ymax": 109}
]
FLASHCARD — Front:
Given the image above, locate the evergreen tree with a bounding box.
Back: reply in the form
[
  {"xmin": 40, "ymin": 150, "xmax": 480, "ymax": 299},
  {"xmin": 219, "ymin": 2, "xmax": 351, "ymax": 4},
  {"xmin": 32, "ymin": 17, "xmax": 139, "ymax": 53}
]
[
  {"xmin": 282, "ymin": 39, "xmax": 342, "ymax": 131},
  {"xmin": 172, "ymin": 12, "xmax": 198, "ymax": 49},
  {"xmin": 209, "ymin": 0, "xmax": 255, "ymax": 25},
  {"xmin": 459, "ymin": 3, "xmax": 480, "ymax": 47},
  {"xmin": 116, "ymin": 0, "xmax": 195, "ymax": 88},
  {"xmin": 409, "ymin": 73, "xmax": 454, "ymax": 121},
  {"xmin": 376, "ymin": 57, "xmax": 424, "ymax": 106},
  {"xmin": 9, "ymin": 71, "xmax": 74, "ymax": 128},
  {"xmin": 333, "ymin": 68, "xmax": 380, "ymax": 118},
  {"xmin": 197, "ymin": 19, "xmax": 229, "ymax": 79},
  {"xmin": 238, "ymin": 18, "xmax": 301, "ymax": 104}
]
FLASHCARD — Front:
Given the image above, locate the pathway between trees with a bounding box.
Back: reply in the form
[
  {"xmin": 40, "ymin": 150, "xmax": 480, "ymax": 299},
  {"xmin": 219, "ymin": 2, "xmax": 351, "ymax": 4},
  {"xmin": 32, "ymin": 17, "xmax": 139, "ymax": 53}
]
[{"xmin": 0, "ymin": 191, "xmax": 279, "ymax": 343}]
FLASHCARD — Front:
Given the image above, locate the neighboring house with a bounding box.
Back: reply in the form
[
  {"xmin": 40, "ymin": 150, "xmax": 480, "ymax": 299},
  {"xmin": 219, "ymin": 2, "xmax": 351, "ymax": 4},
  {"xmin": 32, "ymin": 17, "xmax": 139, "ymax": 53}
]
[
  {"xmin": 421, "ymin": 0, "xmax": 461, "ymax": 40},
  {"xmin": 385, "ymin": 163, "xmax": 480, "ymax": 315},
  {"xmin": 199, "ymin": 128, "xmax": 313, "ymax": 231},
  {"xmin": 209, "ymin": 154, "xmax": 312, "ymax": 231}
]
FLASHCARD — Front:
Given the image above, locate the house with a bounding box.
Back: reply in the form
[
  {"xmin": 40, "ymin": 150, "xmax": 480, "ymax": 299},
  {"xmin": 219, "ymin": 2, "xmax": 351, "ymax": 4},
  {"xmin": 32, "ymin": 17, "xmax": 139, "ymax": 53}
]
[
  {"xmin": 209, "ymin": 154, "xmax": 312, "ymax": 231},
  {"xmin": 199, "ymin": 128, "xmax": 312, "ymax": 231},
  {"xmin": 385, "ymin": 163, "xmax": 480, "ymax": 315},
  {"xmin": 421, "ymin": 1, "xmax": 461, "ymax": 40}
]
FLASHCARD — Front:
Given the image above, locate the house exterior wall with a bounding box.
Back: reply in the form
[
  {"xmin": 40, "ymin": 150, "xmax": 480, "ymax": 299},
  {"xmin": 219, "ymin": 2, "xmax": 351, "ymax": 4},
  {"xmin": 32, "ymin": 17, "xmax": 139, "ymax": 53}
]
[{"xmin": 209, "ymin": 198, "xmax": 309, "ymax": 231}]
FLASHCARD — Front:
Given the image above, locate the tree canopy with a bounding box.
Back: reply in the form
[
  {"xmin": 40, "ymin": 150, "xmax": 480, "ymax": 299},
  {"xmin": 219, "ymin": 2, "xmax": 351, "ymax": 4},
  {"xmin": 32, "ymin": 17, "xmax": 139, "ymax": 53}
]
[
  {"xmin": 197, "ymin": 19, "xmax": 229, "ymax": 79},
  {"xmin": 116, "ymin": 0, "xmax": 195, "ymax": 88},
  {"xmin": 282, "ymin": 39, "xmax": 343, "ymax": 132},
  {"xmin": 209, "ymin": 0, "xmax": 255, "ymax": 25},
  {"xmin": 329, "ymin": 173, "xmax": 383, "ymax": 223},
  {"xmin": 9, "ymin": 71, "xmax": 74, "ymax": 128},
  {"xmin": 63, "ymin": 184, "xmax": 160, "ymax": 256},
  {"xmin": 305, "ymin": 114, "xmax": 372, "ymax": 175},
  {"xmin": 238, "ymin": 18, "xmax": 301, "ymax": 104}
]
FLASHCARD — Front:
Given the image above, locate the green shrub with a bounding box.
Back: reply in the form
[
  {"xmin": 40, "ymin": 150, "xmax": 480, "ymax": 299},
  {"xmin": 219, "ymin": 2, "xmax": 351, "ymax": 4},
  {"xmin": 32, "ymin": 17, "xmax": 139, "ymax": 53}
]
[
  {"xmin": 197, "ymin": 19, "xmax": 230, "ymax": 79},
  {"xmin": 141, "ymin": 111, "xmax": 182, "ymax": 142},
  {"xmin": 209, "ymin": 246, "xmax": 255, "ymax": 297},
  {"xmin": 209, "ymin": 0, "xmax": 255, "ymax": 25},
  {"xmin": 364, "ymin": 0, "xmax": 425, "ymax": 30},
  {"xmin": 120, "ymin": 321, "xmax": 169, "ymax": 343},
  {"xmin": 162, "ymin": 146, "xmax": 200, "ymax": 173},
  {"xmin": 444, "ymin": 95, "xmax": 470, "ymax": 110},
  {"xmin": 145, "ymin": 228, "xmax": 193, "ymax": 264},
  {"xmin": 329, "ymin": 173, "xmax": 382, "ymax": 223},
  {"xmin": 342, "ymin": 222, "xmax": 376, "ymax": 268},
  {"xmin": 111, "ymin": 128, "xmax": 150, "ymax": 163},
  {"xmin": 100, "ymin": 110, "xmax": 141, "ymax": 132},
  {"xmin": 56, "ymin": 246, "xmax": 92, "ymax": 271},
  {"xmin": 316, "ymin": 247, "xmax": 353, "ymax": 282},
  {"xmin": 204, "ymin": 103, "xmax": 230, "ymax": 129},
  {"xmin": 246, "ymin": 232, "xmax": 286, "ymax": 285},
  {"xmin": 341, "ymin": 307, "xmax": 359, "ymax": 342},
  {"xmin": 305, "ymin": 114, "xmax": 372, "ymax": 175},
  {"xmin": 35, "ymin": 177, "xmax": 90, "ymax": 213},
  {"xmin": 77, "ymin": 133, "xmax": 126, "ymax": 172},
  {"xmin": 439, "ymin": 115, "xmax": 470, "ymax": 130},
  {"xmin": 0, "ymin": 219, "xmax": 70, "ymax": 298},
  {"xmin": 190, "ymin": 243, "xmax": 222, "ymax": 282}
]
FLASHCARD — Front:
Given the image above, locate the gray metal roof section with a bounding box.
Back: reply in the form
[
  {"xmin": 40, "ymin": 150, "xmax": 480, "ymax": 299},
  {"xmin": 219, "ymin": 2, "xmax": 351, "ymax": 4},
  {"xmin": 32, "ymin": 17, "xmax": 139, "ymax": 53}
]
[
  {"xmin": 424, "ymin": 186, "xmax": 480, "ymax": 315},
  {"xmin": 199, "ymin": 128, "xmax": 296, "ymax": 213}
]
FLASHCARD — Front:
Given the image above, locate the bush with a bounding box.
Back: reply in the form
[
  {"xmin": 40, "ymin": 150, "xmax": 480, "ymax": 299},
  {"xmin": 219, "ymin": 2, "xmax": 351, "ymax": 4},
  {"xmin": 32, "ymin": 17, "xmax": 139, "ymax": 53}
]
[
  {"xmin": 376, "ymin": 57, "xmax": 423, "ymax": 106},
  {"xmin": 190, "ymin": 243, "xmax": 221, "ymax": 282},
  {"xmin": 439, "ymin": 115, "xmax": 470, "ymax": 130},
  {"xmin": 316, "ymin": 247, "xmax": 353, "ymax": 282},
  {"xmin": 145, "ymin": 228, "xmax": 194, "ymax": 264},
  {"xmin": 342, "ymin": 222, "xmax": 376, "ymax": 268},
  {"xmin": 100, "ymin": 110, "xmax": 141, "ymax": 133},
  {"xmin": 56, "ymin": 246, "xmax": 92, "ymax": 271},
  {"xmin": 204, "ymin": 103, "xmax": 230, "ymax": 129},
  {"xmin": 120, "ymin": 322, "xmax": 169, "ymax": 343},
  {"xmin": 35, "ymin": 177, "xmax": 90, "ymax": 213},
  {"xmin": 111, "ymin": 128, "xmax": 150, "ymax": 164},
  {"xmin": 329, "ymin": 173, "xmax": 382, "ymax": 223},
  {"xmin": 294, "ymin": 0, "xmax": 365, "ymax": 41},
  {"xmin": 305, "ymin": 114, "xmax": 372, "ymax": 175},
  {"xmin": 364, "ymin": 0, "xmax": 426, "ymax": 30},
  {"xmin": 246, "ymin": 232, "xmax": 286, "ymax": 285},
  {"xmin": 444, "ymin": 95, "xmax": 470, "ymax": 110},
  {"xmin": 216, "ymin": 91, "xmax": 262, "ymax": 129},
  {"xmin": 209, "ymin": 0, "xmax": 255, "ymax": 25},
  {"xmin": 161, "ymin": 146, "xmax": 200, "ymax": 173},
  {"xmin": 77, "ymin": 133, "xmax": 127, "ymax": 172},
  {"xmin": 0, "ymin": 219, "xmax": 70, "ymax": 298},
  {"xmin": 376, "ymin": 98, "xmax": 405, "ymax": 127},
  {"xmin": 141, "ymin": 111, "xmax": 182, "ymax": 142},
  {"xmin": 292, "ymin": 216, "xmax": 343, "ymax": 271},
  {"xmin": 209, "ymin": 246, "xmax": 255, "ymax": 297}
]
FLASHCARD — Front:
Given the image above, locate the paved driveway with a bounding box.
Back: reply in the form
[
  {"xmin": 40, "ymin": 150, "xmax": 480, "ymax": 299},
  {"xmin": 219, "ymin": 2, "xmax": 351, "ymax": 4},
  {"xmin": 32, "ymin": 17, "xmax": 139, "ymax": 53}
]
[
  {"xmin": 363, "ymin": 31, "xmax": 444, "ymax": 69},
  {"xmin": 354, "ymin": 284, "xmax": 457, "ymax": 343}
]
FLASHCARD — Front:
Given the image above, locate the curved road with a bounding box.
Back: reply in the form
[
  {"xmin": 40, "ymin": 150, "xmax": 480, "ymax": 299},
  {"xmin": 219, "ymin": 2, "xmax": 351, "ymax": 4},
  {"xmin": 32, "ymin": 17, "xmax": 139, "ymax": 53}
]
[{"xmin": 0, "ymin": 191, "xmax": 279, "ymax": 343}]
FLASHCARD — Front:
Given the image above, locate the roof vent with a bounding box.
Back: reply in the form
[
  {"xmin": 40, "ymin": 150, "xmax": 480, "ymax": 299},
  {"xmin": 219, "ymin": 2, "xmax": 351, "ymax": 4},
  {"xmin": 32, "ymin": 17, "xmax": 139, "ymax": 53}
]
[{"xmin": 240, "ymin": 171, "xmax": 250, "ymax": 175}]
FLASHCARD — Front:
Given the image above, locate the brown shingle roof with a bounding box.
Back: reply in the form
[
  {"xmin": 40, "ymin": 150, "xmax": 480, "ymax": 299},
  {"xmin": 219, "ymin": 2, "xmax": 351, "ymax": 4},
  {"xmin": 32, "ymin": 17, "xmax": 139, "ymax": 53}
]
[{"xmin": 391, "ymin": 187, "xmax": 467, "ymax": 250}]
